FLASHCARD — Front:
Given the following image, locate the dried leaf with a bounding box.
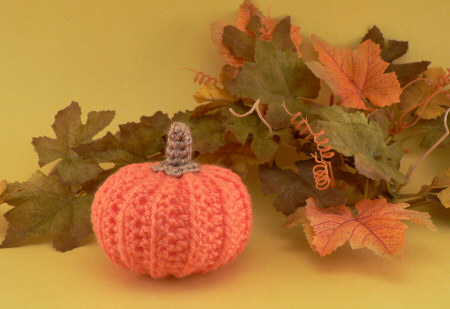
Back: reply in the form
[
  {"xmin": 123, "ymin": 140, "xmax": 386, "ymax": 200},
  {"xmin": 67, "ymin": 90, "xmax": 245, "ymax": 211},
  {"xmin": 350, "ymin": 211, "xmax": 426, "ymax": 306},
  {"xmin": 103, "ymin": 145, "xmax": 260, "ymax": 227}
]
[
  {"xmin": 222, "ymin": 25, "xmax": 255, "ymax": 61},
  {"xmin": 305, "ymin": 197, "xmax": 436, "ymax": 258},
  {"xmin": 306, "ymin": 35, "xmax": 402, "ymax": 110},
  {"xmin": 283, "ymin": 206, "xmax": 306, "ymax": 228},
  {"xmin": 362, "ymin": 26, "xmax": 430, "ymax": 86},
  {"xmin": 315, "ymin": 105, "xmax": 407, "ymax": 184},
  {"xmin": 421, "ymin": 168, "xmax": 450, "ymax": 208},
  {"xmin": 236, "ymin": 0, "xmax": 262, "ymax": 31},
  {"xmin": 0, "ymin": 180, "xmax": 7, "ymax": 196},
  {"xmin": 190, "ymin": 101, "xmax": 230, "ymax": 120},
  {"xmin": 226, "ymin": 40, "xmax": 320, "ymax": 129},
  {"xmin": 290, "ymin": 25, "xmax": 302, "ymax": 58},
  {"xmin": 438, "ymin": 188, "xmax": 450, "ymax": 207},
  {"xmin": 193, "ymin": 84, "xmax": 236, "ymax": 104},
  {"xmin": 211, "ymin": 21, "xmax": 243, "ymax": 67},
  {"xmin": 387, "ymin": 62, "xmax": 431, "ymax": 87},
  {"xmin": 257, "ymin": 160, "xmax": 346, "ymax": 215},
  {"xmin": 400, "ymin": 67, "xmax": 450, "ymax": 119},
  {"xmin": 1, "ymin": 171, "xmax": 94, "ymax": 252}
]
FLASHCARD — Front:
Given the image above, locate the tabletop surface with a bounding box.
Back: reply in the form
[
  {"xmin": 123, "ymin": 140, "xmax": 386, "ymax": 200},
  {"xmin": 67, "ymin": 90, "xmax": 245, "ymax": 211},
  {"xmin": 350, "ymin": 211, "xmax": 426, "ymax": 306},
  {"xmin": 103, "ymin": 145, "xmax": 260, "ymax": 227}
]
[{"xmin": 0, "ymin": 1, "xmax": 449, "ymax": 308}]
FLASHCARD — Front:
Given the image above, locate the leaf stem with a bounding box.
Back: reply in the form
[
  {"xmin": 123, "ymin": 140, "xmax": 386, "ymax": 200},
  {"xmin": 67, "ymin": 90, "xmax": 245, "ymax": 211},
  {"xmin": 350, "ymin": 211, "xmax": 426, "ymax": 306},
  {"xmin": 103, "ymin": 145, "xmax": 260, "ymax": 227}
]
[
  {"xmin": 406, "ymin": 108, "xmax": 450, "ymax": 180},
  {"xmin": 363, "ymin": 179, "xmax": 369, "ymax": 199}
]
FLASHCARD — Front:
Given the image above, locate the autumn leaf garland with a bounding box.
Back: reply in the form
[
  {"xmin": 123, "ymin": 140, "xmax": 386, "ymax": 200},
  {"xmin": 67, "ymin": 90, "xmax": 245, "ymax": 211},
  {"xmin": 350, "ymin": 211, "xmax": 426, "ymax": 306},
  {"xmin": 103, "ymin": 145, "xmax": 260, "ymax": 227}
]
[{"xmin": 0, "ymin": 0, "xmax": 448, "ymax": 259}]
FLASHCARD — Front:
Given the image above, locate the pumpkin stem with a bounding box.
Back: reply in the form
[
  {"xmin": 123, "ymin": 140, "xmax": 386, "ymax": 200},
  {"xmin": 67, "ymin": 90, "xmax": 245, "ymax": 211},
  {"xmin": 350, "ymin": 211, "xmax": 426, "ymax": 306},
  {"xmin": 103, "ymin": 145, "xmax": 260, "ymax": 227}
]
[{"xmin": 152, "ymin": 122, "xmax": 200, "ymax": 177}]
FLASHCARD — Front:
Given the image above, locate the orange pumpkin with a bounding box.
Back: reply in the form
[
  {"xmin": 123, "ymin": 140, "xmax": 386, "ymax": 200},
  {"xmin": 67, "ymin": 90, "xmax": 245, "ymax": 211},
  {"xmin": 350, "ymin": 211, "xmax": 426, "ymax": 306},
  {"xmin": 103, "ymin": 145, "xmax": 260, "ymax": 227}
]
[{"xmin": 91, "ymin": 122, "xmax": 252, "ymax": 278}]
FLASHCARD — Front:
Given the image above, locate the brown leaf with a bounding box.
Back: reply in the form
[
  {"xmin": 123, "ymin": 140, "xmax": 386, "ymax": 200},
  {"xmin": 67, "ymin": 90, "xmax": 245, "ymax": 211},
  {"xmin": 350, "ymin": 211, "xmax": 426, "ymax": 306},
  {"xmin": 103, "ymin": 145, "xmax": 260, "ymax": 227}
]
[
  {"xmin": 362, "ymin": 25, "xmax": 430, "ymax": 86},
  {"xmin": 257, "ymin": 160, "xmax": 346, "ymax": 215},
  {"xmin": 196, "ymin": 142, "xmax": 258, "ymax": 178}
]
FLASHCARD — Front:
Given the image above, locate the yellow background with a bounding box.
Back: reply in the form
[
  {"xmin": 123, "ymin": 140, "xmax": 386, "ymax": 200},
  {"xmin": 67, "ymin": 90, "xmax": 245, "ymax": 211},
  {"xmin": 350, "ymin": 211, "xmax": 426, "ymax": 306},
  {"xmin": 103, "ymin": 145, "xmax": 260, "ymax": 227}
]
[{"xmin": 0, "ymin": 0, "xmax": 449, "ymax": 308}]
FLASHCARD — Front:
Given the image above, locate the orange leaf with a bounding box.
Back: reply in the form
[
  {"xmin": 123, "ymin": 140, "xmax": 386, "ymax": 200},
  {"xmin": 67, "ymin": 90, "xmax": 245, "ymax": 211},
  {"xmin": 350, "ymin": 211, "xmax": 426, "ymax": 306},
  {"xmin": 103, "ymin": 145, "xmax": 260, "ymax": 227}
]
[
  {"xmin": 236, "ymin": 0, "xmax": 262, "ymax": 31},
  {"xmin": 305, "ymin": 197, "xmax": 436, "ymax": 258},
  {"xmin": 290, "ymin": 25, "xmax": 302, "ymax": 58},
  {"xmin": 307, "ymin": 35, "xmax": 402, "ymax": 110}
]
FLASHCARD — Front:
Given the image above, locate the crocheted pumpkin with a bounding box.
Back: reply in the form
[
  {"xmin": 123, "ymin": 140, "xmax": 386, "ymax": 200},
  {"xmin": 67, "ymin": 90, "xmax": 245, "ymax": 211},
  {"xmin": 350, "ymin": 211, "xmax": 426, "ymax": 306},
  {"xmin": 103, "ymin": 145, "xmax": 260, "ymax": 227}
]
[{"xmin": 91, "ymin": 122, "xmax": 252, "ymax": 278}]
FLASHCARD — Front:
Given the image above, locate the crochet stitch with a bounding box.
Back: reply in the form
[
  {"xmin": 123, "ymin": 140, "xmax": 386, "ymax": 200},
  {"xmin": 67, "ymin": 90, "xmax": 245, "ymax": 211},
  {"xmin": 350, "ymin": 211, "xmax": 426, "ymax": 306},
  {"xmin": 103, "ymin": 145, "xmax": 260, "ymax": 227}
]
[{"xmin": 91, "ymin": 122, "xmax": 253, "ymax": 278}]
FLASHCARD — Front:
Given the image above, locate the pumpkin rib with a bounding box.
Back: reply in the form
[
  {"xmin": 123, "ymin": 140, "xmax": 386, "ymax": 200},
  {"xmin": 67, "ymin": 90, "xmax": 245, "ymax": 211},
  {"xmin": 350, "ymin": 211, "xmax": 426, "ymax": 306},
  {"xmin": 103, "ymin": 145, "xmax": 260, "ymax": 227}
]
[
  {"xmin": 190, "ymin": 168, "xmax": 226, "ymax": 275},
  {"xmin": 122, "ymin": 163, "xmax": 165, "ymax": 274},
  {"xmin": 207, "ymin": 166, "xmax": 251, "ymax": 264},
  {"xmin": 201, "ymin": 166, "xmax": 234, "ymax": 271},
  {"xmin": 177, "ymin": 173, "xmax": 199, "ymax": 277}
]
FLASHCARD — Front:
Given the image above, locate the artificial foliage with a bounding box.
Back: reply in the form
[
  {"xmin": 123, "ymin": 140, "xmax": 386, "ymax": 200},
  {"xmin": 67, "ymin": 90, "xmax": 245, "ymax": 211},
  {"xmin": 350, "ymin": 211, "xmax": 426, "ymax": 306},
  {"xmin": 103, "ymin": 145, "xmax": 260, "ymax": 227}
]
[{"xmin": 1, "ymin": 1, "xmax": 449, "ymax": 259}]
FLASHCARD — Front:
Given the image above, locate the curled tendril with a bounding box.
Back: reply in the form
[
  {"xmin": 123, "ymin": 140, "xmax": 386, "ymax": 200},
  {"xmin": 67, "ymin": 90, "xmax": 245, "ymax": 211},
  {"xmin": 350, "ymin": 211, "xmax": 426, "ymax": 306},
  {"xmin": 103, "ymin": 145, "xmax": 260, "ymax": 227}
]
[
  {"xmin": 282, "ymin": 101, "xmax": 335, "ymax": 190},
  {"xmin": 182, "ymin": 68, "xmax": 221, "ymax": 86},
  {"xmin": 393, "ymin": 68, "xmax": 450, "ymax": 134},
  {"xmin": 228, "ymin": 99, "xmax": 274, "ymax": 137}
]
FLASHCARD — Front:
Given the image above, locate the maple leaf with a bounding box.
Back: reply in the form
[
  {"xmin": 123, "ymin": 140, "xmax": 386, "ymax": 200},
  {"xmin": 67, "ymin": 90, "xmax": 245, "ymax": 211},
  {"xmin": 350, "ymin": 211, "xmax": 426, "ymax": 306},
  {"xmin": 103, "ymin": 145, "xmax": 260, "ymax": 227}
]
[
  {"xmin": 315, "ymin": 105, "xmax": 407, "ymax": 184},
  {"xmin": 226, "ymin": 102, "xmax": 279, "ymax": 162},
  {"xmin": 305, "ymin": 197, "xmax": 436, "ymax": 258},
  {"xmin": 306, "ymin": 35, "xmax": 402, "ymax": 110},
  {"xmin": 362, "ymin": 25, "xmax": 430, "ymax": 86},
  {"xmin": 399, "ymin": 68, "xmax": 450, "ymax": 120},
  {"xmin": 31, "ymin": 102, "xmax": 114, "ymax": 185},
  {"xmin": 32, "ymin": 102, "xmax": 115, "ymax": 166},
  {"xmin": 75, "ymin": 111, "xmax": 170, "ymax": 168},
  {"xmin": 1, "ymin": 171, "xmax": 94, "ymax": 252},
  {"xmin": 226, "ymin": 40, "xmax": 320, "ymax": 129},
  {"xmin": 257, "ymin": 160, "xmax": 346, "ymax": 215}
]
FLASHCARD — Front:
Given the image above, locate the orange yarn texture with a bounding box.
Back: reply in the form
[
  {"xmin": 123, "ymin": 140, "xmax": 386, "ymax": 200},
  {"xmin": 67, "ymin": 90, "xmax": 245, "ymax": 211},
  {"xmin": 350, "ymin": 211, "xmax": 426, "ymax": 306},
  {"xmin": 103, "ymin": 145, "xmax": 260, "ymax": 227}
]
[{"xmin": 91, "ymin": 162, "xmax": 252, "ymax": 278}]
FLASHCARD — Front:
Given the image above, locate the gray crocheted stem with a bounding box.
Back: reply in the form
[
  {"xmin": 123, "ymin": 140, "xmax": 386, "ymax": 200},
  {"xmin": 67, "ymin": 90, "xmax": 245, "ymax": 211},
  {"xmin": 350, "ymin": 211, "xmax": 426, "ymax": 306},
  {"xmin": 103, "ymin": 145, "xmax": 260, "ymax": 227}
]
[{"xmin": 152, "ymin": 122, "xmax": 200, "ymax": 177}]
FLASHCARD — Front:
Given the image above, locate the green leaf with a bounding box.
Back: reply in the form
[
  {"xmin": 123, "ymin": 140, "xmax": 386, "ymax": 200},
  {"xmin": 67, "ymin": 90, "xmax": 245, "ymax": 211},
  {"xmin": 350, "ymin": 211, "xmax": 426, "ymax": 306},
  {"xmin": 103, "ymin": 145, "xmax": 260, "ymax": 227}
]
[
  {"xmin": 222, "ymin": 25, "xmax": 255, "ymax": 61},
  {"xmin": 190, "ymin": 115, "xmax": 226, "ymax": 153},
  {"xmin": 32, "ymin": 102, "xmax": 115, "ymax": 167},
  {"xmin": 226, "ymin": 102, "xmax": 278, "ymax": 162},
  {"xmin": 315, "ymin": 105, "xmax": 408, "ymax": 184},
  {"xmin": 226, "ymin": 40, "xmax": 320, "ymax": 130},
  {"xmin": 196, "ymin": 142, "xmax": 258, "ymax": 178},
  {"xmin": 1, "ymin": 171, "xmax": 93, "ymax": 252},
  {"xmin": 55, "ymin": 150, "xmax": 103, "ymax": 185},
  {"xmin": 415, "ymin": 115, "xmax": 450, "ymax": 149},
  {"xmin": 173, "ymin": 110, "xmax": 226, "ymax": 153},
  {"xmin": 257, "ymin": 160, "xmax": 346, "ymax": 215},
  {"xmin": 75, "ymin": 111, "xmax": 170, "ymax": 167}
]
